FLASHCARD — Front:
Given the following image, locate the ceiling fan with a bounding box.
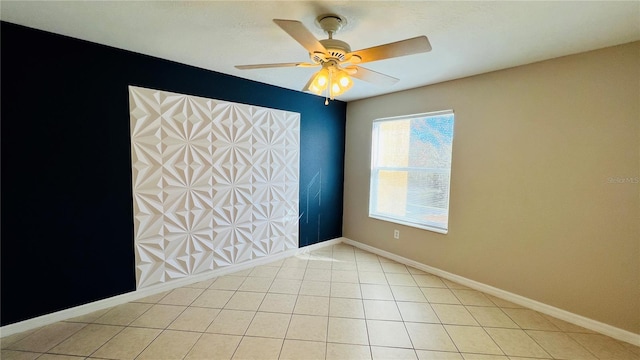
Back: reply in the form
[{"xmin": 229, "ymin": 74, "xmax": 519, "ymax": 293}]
[{"xmin": 235, "ymin": 14, "xmax": 432, "ymax": 104}]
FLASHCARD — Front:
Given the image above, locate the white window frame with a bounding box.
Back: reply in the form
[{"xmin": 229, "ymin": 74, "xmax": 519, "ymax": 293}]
[{"xmin": 369, "ymin": 110, "xmax": 454, "ymax": 234}]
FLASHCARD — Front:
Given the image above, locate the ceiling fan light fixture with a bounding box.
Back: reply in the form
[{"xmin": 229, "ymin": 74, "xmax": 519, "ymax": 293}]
[
  {"xmin": 330, "ymin": 67, "xmax": 353, "ymax": 98},
  {"xmin": 338, "ymin": 72, "xmax": 352, "ymax": 87},
  {"xmin": 306, "ymin": 64, "xmax": 353, "ymax": 103},
  {"xmin": 307, "ymin": 67, "xmax": 330, "ymax": 94}
]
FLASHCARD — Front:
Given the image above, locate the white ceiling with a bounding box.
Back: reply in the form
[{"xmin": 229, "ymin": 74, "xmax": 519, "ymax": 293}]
[{"xmin": 2, "ymin": 1, "xmax": 639, "ymax": 102}]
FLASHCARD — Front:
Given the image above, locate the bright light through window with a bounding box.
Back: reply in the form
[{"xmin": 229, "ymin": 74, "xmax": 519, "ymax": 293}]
[{"xmin": 369, "ymin": 110, "xmax": 455, "ymax": 234}]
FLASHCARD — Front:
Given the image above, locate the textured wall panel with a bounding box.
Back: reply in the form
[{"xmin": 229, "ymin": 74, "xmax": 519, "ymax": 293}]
[{"xmin": 129, "ymin": 86, "xmax": 299, "ymax": 288}]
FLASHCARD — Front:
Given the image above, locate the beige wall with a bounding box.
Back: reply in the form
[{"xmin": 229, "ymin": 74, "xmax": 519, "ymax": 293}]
[{"xmin": 343, "ymin": 41, "xmax": 640, "ymax": 334}]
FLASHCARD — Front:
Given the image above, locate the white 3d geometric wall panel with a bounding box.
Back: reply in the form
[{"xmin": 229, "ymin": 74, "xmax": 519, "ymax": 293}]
[{"xmin": 128, "ymin": 86, "xmax": 299, "ymax": 288}]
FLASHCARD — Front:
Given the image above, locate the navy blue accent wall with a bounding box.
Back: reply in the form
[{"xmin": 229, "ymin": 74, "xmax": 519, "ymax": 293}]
[{"xmin": 0, "ymin": 22, "xmax": 345, "ymax": 326}]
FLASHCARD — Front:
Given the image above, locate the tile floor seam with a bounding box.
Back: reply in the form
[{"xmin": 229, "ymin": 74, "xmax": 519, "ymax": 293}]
[
  {"xmin": 180, "ymin": 330, "xmax": 206, "ymax": 360},
  {"xmin": 65, "ymin": 323, "xmax": 128, "ymax": 359},
  {"xmin": 509, "ymin": 327, "xmax": 553, "ymax": 359},
  {"xmin": 354, "ymin": 274, "xmax": 373, "ymax": 360},
  {"xmin": 363, "ymin": 314, "xmax": 374, "ymax": 360},
  {"xmin": 525, "ymin": 328, "xmax": 601, "ymax": 360},
  {"xmin": 127, "ymin": 326, "xmax": 163, "ymax": 360},
  {"xmin": 8, "ymin": 322, "xmax": 87, "ymax": 354},
  {"xmin": 277, "ymin": 315, "xmax": 294, "ymax": 359},
  {"xmin": 441, "ymin": 321, "xmax": 466, "ymax": 356},
  {"xmin": 477, "ymin": 323, "xmax": 514, "ymax": 358},
  {"xmin": 397, "ymin": 301, "xmax": 419, "ymax": 358},
  {"xmin": 275, "ymin": 255, "xmax": 306, "ymax": 359},
  {"xmin": 324, "ymin": 306, "xmax": 331, "ymax": 360}
]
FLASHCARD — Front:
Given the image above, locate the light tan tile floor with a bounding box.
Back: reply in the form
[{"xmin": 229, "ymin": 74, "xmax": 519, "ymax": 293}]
[{"xmin": 2, "ymin": 243, "xmax": 639, "ymax": 360}]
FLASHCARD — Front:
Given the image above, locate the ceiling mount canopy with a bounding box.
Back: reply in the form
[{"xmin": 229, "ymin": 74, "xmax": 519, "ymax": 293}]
[
  {"xmin": 315, "ymin": 13, "xmax": 346, "ymax": 37},
  {"xmin": 235, "ymin": 13, "xmax": 432, "ymax": 105}
]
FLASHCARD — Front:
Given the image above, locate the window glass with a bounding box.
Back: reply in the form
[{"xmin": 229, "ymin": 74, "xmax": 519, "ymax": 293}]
[{"xmin": 369, "ymin": 110, "xmax": 454, "ymax": 233}]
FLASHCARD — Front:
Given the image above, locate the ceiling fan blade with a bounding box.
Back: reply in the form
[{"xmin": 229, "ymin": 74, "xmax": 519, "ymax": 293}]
[
  {"xmin": 348, "ymin": 36, "xmax": 432, "ymax": 64},
  {"xmin": 349, "ymin": 66, "xmax": 399, "ymax": 86},
  {"xmin": 273, "ymin": 19, "xmax": 327, "ymax": 54},
  {"xmin": 235, "ymin": 62, "xmax": 318, "ymax": 70}
]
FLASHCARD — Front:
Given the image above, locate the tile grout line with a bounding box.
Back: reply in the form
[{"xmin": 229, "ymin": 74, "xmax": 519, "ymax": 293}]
[
  {"xmin": 324, "ymin": 246, "xmax": 337, "ymax": 360},
  {"xmin": 177, "ymin": 278, "xmax": 233, "ymax": 360},
  {"xmin": 277, "ymin": 255, "xmax": 308, "ymax": 359},
  {"xmin": 142, "ymin": 275, "xmax": 234, "ymax": 360},
  {"xmin": 212, "ymin": 273, "xmax": 242, "ymax": 342},
  {"xmin": 354, "ymin": 252, "xmax": 375, "ymax": 360}
]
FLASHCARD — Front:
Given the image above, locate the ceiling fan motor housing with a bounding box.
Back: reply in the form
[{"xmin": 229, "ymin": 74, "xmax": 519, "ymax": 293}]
[
  {"xmin": 314, "ymin": 39, "xmax": 351, "ymax": 63},
  {"xmin": 309, "ymin": 14, "xmax": 352, "ymax": 63}
]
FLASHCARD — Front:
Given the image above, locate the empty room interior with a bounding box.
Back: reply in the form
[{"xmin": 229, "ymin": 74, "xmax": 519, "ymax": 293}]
[{"xmin": 1, "ymin": 1, "xmax": 639, "ymax": 359}]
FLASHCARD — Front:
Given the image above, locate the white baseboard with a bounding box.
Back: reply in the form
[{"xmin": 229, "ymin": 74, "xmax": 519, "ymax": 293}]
[
  {"xmin": 4, "ymin": 236, "xmax": 637, "ymax": 347},
  {"xmin": 342, "ymin": 238, "xmax": 640, "ymax": 347},
  {"xmin": 0, "ymin": 238, "xmax": 341, "ymax": 338}
]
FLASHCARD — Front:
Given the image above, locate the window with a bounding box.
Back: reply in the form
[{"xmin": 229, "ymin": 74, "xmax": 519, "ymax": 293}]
[{"xmin": 369, "ymin": 110, "xmax": 455, "ymax": 234}]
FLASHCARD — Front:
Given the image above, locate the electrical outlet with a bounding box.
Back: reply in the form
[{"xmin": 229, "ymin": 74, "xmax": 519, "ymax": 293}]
[{"xmin": 393, "ymin": 230, "xmax": 400, "ymax": 239}]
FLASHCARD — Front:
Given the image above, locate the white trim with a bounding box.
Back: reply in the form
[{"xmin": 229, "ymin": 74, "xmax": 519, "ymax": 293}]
[
  {"xmin": 4, "ymin": 236, "xmax": 638, "ymax": 347},
  {"xmin": 0, "ymin": 238, "xmax": 341, "ymax": 338},
  {"xmin": 342, "ymin": 238, "xmax": 640, "ymax": 347},
  {"xmin": 368, "ymin": 214, "xmax": 448, "ymax": 234},
  {"xmin": 373, "ymin": 109, "xmax": 455, "ymax": 123}
]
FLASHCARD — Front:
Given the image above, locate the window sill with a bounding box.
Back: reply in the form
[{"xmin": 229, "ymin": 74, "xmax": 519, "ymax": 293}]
[{"xmin": 369, "ymin": 214, "xmax": 448, "ymax": 235}]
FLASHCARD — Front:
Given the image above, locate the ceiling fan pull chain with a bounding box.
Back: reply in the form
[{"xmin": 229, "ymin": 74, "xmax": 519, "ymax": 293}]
[{"xmin": 325, "ymin": 68, "xmax": 331, "ymax": 105}]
